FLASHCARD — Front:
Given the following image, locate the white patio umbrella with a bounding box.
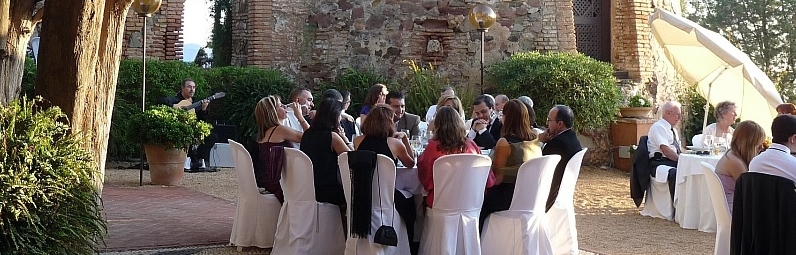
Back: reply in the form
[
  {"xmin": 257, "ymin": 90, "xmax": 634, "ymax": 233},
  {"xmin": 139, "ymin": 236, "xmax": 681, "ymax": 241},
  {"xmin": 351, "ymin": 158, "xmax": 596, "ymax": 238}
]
[{"xmin": 649, "ymin": 8, "xmax": 783, "ymax": 136}]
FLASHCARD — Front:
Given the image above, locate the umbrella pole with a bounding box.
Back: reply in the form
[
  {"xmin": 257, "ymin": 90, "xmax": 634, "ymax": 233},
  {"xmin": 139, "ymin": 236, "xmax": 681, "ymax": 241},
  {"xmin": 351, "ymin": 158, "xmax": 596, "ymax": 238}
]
[{"xmin": 702, "ymin": 66, "xmax": 729, "ymax": 131}]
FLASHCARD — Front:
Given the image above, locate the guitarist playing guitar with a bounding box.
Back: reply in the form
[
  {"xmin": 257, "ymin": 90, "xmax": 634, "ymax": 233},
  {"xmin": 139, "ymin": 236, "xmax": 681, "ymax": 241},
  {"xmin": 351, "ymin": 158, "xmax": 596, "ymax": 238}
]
[{"xmin": 159, "ymin": 78, "xmax": 218, "ymax": 172}]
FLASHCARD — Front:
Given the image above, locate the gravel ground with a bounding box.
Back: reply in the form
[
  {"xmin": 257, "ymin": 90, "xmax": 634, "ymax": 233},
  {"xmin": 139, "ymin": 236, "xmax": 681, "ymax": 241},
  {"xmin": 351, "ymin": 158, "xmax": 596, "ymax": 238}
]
[{"xmin": 102, "ymin": 162, "xmax": 714, "ymax": 255}]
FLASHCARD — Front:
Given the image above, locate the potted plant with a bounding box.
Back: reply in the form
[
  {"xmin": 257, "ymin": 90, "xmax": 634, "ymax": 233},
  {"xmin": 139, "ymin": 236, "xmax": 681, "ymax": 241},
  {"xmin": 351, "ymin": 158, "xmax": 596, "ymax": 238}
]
[
  {"xmin": 129, "ymin": 105, "xmax": 212, "ymax": 185},
  {"xmin": 620, "ymin": 95, "xmax": 654, "ymax": 118}
]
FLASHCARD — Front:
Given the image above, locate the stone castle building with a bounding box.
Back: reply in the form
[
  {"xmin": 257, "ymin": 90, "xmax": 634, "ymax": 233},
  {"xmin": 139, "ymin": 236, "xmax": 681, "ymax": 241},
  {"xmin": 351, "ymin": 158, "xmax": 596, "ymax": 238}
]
[{"xmin": 121, "ymin": 0, "xmax": 687, "ymax": 166}]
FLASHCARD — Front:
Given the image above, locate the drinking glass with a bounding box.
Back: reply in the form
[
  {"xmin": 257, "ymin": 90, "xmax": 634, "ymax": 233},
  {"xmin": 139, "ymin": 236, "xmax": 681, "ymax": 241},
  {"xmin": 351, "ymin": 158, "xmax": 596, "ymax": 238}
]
[
  {"xmin": 703, "ymin": 135, "xmax": 715, "ymax": 150},
  {"xmin": 411, "ymin": 136, "xmax": 423, "ymax": 153}
]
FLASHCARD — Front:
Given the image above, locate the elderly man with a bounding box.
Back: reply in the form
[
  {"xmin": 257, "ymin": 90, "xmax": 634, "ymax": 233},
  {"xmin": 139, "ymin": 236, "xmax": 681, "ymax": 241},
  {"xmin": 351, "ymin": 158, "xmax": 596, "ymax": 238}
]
[
  {"xmin": 467, "ymin": 94, "xmax": 502, "ymax": 149},
  {"xmin": 541, "ymin": 105, "xmax": 582, "ymax": 211},
  {"xmin": 387, "ymin": 91, "xmax": 421, "ymax": 137},
  {"xmin": 425, "ymin": 86, "xmax": 455, "ymax": 122},
  {"xmin": 647, "ymin": 101, "xmax": 683, "ymax": 201},
  {"xmin": 749, "ymin": 115, "xmax": 796, "ymax": 182}
]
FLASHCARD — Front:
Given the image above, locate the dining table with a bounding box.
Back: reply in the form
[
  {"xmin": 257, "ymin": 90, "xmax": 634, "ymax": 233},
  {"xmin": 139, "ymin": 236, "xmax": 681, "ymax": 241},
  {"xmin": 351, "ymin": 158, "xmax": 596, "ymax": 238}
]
[{"xmin": 674, "ymin": 153, "xmax": 722, "ymax": 233}]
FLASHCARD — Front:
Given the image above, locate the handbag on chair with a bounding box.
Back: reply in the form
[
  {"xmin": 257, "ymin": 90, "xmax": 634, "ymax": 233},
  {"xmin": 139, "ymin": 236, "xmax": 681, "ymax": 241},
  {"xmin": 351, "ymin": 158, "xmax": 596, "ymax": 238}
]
[{"xmin": 373, "ymin": 160, "xmax": 398, "ymax": 247}]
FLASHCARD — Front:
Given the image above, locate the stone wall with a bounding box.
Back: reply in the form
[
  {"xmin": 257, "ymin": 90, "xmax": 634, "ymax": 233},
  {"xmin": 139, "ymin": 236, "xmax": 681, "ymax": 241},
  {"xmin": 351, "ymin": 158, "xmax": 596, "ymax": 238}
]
[
  {"xmin": 230, "ymin": 0, "xmax": 577, "ymax": 88},
  {"xmin": 121, "ymin": 0, "xmax": 185, "ymax": 61}
]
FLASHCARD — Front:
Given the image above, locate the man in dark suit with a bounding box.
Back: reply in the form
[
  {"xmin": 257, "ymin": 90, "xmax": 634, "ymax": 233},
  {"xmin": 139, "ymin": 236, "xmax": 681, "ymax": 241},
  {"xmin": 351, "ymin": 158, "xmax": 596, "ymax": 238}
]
[
  {"xmin": 467, "ymin": 94, "xmax": 502, "ymax": 149},
  {"xmin": 158, "ymin": 78, "xmax": 215, "ymax": 172},
  {"xmin": 541, "ymin": 105, "xmax": 582, "ymax": 211},
  {"xmin": 386, "ymin": 91, "xmax": 421, "ymax": 137}
]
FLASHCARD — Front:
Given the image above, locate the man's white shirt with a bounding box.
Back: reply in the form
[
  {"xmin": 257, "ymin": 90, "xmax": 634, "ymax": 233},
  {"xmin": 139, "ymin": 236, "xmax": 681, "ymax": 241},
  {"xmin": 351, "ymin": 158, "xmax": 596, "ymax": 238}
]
[
  {"xmin": 283, "ymin": 108, "xmax": 302, "ymax": 148},
  {"xmin": 647, "ymin": 118, "xmax": 680, "ymax": 158},
  {"xmin": 749, "ymin": 143, "xmax": 796, "ymax": 183}
]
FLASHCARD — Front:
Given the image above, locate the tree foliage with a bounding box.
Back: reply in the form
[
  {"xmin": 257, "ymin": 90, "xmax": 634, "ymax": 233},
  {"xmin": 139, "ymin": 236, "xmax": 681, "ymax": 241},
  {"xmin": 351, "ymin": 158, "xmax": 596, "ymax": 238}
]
[
  {"xmin": 209, "ymin": 0, "xmax": 231, "ymax": 67},
  {"xmin": 686, "ymin": 0, "xmax": 796, "ymax": 101}
]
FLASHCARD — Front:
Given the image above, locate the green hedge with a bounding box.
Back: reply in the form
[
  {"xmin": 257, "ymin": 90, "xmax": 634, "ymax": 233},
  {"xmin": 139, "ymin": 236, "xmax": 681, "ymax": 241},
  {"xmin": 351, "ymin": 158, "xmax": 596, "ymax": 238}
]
[
  {"xmin": 488, "ymin": 51, "xmax": 621, "ymax": 132},
  {"xmin": 1, "ymin": 97, "xmax": 105, "ymax": 254},
  {"xmin": 681, "ymin": 85, "xmax": 715, "ymax": 145},
  {"xmin": 111, "ymin": 60, "xmax": 294, "ymax": 159},
  {"xmin": 318, "ymin": 68, "xmax": 395, "ymax": 117}
]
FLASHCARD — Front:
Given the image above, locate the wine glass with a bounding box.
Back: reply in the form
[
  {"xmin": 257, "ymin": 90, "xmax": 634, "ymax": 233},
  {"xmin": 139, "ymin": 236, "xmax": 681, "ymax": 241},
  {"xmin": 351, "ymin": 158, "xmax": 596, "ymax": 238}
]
[
  {"xmin": 703, "ymin": 135, "xmax": 715, "ymax": 150},
  {"xmin": 410, "ymin": 136, "xmax": 423, "ymax": 153}
]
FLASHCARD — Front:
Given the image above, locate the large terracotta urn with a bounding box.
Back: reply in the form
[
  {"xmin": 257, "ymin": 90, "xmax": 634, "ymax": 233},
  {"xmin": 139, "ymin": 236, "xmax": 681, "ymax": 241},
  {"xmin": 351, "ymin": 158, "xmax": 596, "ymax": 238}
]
[{"xmin": 144, "ymin": 144, "xmax": 187, "ymax": 185}]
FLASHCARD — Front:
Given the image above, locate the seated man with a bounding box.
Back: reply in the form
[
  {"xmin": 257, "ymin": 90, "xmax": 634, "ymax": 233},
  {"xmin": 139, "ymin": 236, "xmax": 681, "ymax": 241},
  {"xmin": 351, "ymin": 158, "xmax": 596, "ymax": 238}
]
[
  {"xmin": 387, "ymin": 91, "xmax": 421, "ymax": 137},
  {"xmin": 159, "ymin": 78, "xmax": 215, "ymax": 172},
  {"xmin": 647, "ymin": 101, "xmax": 683, "ymax": 201},
  {"xmin": 749, "ymin": 114, "xmax": 796, "ymax": 182},
  {"xmin": 540, "ymin": 105, "xmax": 582, "ymax": 211},
  {"xmin": 467, "ymin": 94, "xmax": 502, "ymax": 149}
]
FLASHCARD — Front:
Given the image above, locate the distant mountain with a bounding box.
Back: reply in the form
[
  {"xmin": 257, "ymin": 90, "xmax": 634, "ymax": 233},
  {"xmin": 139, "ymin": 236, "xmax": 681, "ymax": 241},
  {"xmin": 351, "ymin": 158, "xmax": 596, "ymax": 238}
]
[{"xmin": 182, "ymin": 43, "xmax": 212, "ymax": 62}]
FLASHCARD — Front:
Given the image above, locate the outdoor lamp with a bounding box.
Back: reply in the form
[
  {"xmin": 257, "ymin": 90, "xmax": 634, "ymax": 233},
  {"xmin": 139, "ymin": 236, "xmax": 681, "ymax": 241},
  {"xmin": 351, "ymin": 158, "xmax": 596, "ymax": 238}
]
[
  {"xmin": 133, "ymin": 0, "xmax": 162, "ymax": 185},
  {"xmin": 468, "ymin": 5, "xmax": 496, "ymax": 94},
  {"xmin": 132, "ymin": 0, "xmax": 162, "ymax": 17}
]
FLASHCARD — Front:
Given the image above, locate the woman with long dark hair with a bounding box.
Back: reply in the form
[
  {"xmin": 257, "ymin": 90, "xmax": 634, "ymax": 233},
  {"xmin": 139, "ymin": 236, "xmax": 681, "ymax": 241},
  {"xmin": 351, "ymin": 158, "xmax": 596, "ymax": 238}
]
[{"xmin": 300, "ymin": 98, "xmax": 352, "ymax": 205}]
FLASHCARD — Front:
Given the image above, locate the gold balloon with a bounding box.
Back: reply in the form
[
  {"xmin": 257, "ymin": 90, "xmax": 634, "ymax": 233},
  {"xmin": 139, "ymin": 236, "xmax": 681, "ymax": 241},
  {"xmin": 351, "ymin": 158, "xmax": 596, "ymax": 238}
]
[
  {"xmin": 132, "ymin": 0, "xmax": 163, "ymax": 16},
  {"xmin": 468, "ymin": 5, "xmax": 497, "ymax": 30}
]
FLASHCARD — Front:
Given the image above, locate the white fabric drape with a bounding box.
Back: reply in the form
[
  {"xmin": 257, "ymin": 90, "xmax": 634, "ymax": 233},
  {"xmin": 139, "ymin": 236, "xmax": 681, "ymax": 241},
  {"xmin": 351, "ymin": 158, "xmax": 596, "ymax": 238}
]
[
  {"xmin": 228, "ymin": 140, "xmax": 281, "ymax": 248},
  {"xmin": 339, "ymin": 152, "xmax": 411, "ymax": 255},
  {"xmin": 272, "ymin": 148, "xmax": 345, "ymax": 255},
  {"xmin": 548, "ymin": 149, "xmax": 587, "ymax": 255},
  {"xmin": 481, "ymin": 155, "xmax": 561, "ymax": 255},
  {"xmin": 700, "ymin": 162, "xmax": 731, "ymax": 255},
  {"xmin": 420, "ymin": 154, "xmax": 492, "ymax": 255}
]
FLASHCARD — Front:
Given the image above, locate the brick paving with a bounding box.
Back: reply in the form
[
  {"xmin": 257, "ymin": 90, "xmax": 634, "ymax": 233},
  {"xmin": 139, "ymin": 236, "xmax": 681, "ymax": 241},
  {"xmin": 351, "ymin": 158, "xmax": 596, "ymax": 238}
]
[{"xmin": 100, "ymin": 184, "xmax": 236, "ymax": 252}]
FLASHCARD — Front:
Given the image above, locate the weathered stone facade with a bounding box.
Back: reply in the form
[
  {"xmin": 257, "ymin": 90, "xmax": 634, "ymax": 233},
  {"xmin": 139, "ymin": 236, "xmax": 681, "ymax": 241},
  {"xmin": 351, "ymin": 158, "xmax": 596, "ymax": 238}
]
[
  {"xmin": 230, "ymin": 0, "xmax": 577, "ymax": 88},
  {"xmin": 121, "ymin": 0, "xmax": 185, "ymax": 61}
]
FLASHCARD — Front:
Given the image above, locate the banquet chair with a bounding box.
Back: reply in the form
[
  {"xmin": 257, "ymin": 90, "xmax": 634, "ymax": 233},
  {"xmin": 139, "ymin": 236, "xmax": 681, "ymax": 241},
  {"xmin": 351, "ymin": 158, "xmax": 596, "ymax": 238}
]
[
  {"xmin": 700, "ymin": 162, "xmax": 730, "ymax": 255},
  {"xmin": 228, "ymin": 140, "xmax": 282, "ymax": 249},
  {"xmin": 420, "ymin": 154, "xmax": 492, "ymax": 255},
  {"xmin": 730, "ymin": 172, "xmax": 796, "ymax": 254},
  {"xmin": 548, "ymin": 148, "xmax": 588, "ymax": 255},
  {"xmin": 480, "ymin": 155, "xmax": 561, "ymax": 255},
  {"xmin": 692, "ymin": 134, "xmax": 704, "ymax": 147},
  {"xmin": 271, "ymin": 148, "xmax": 345, "ymax": 255},
  {"xmin": 632, "ymin": 136, "xmax": 673, "ymax": 220},
  {"xmin": 338, "ymin": 152, "xmax": 410, "ymax": 255}
]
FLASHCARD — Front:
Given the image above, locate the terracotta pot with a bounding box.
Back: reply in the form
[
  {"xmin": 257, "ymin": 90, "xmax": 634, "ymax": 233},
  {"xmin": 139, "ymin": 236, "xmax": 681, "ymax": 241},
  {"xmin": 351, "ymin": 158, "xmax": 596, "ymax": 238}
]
[
  {"xmin": 144, "ymin": 144, "xmax": 187, "ymax": 186},
  {"xmin": 619, "ymin": 107, "xmax": 654, "ymax": 118}
]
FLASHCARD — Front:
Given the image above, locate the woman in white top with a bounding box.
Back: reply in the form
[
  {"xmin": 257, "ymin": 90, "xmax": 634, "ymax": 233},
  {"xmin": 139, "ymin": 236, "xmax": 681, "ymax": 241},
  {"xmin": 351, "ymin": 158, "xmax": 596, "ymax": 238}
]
[{"xmin": 703, "ymin": 101, "xmax": 737, "ymax": 138}]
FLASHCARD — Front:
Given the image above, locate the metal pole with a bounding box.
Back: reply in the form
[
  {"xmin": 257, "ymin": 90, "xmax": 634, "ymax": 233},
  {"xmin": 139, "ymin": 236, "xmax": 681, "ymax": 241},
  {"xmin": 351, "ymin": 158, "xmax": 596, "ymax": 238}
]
[
  {"xmin": 480, "ymin": 29, "xmax": 485, "ymax": 94},
  {"xmin": 140, "ymin": 15, "xmax": 147, "ymax": 186}
]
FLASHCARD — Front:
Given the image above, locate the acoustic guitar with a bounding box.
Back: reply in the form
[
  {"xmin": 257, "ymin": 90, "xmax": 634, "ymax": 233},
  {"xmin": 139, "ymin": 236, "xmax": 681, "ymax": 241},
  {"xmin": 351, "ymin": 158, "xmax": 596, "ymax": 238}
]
[{"xmin": 173, "ymin": 92, "xmax": 226, "ymax": 113}]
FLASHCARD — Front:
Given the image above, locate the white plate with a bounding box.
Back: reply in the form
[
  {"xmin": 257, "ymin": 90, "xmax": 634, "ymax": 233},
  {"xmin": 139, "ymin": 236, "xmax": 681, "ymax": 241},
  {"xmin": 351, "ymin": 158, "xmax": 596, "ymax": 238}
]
[{"xmin": 686, "ymin": 145, "xmax": 709, "ymax": 151}]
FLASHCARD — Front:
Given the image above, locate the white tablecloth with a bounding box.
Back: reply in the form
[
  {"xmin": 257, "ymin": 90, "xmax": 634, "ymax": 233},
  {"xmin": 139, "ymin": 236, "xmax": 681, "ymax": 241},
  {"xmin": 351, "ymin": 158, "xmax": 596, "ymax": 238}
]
[
  {"xmin": 396, "ymin": 167, "xmax": 424, "ymax": 197},
  {"xmin": 674, "ymin": 154, "xmax": 721, "ymax": 232}
]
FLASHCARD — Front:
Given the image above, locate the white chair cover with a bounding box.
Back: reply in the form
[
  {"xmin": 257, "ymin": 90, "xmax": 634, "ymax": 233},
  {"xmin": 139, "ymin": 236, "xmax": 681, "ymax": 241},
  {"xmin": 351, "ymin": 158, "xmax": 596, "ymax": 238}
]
[
  {"xmin": 480, "ymin": 155, "xmax": 561, "ymax": 255},
  {"xmin": 228, "ymin": 140, "xmax": 282, "ymax": 248},
  {"xmin": 355, "ymin": 117, "xmax": 363, "ymax": 136},
  {"xmin": 419, "ymin": 122, "xmax": 428, "ymax": 135},
  {"xmin": 420, "ymin": 154, "xmax": 492, "ymax": 255},
  {"xmin": 700, "ymin": 162, "xmax": 730, "ymax": 255},
  {"xmin": 272, "ymin": 148, "xmax": 345, "ymax": 255},
  {"xmin": 548, "ymin": 149, "xmax": 587, "ymax": 255},
  {"xmin": 338, "ymin": 153, "xmax": 410, "ymax": 255},
  {"xmin": 692, "ymin": 134, "xmax": 705, "ymax": 147},
  {"xmin": 640, "ymin": 165, "xmax": 674, "ymax": 220}
]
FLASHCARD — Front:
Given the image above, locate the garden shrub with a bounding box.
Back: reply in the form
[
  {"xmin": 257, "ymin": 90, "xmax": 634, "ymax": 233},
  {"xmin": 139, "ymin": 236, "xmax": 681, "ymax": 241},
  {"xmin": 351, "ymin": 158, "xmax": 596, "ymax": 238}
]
[
  {"xmin": 680, "ymin": 85, "xmax": 716, "ymax": 145},
  {"xmin": 0, "ymin": 97, "xmax": 105, "ymax": 254},
  {"xmin": 20, "ymin": 57, "xmax": 37, "ymax": 98},
  {"xmin": 397, "ymin": 60, "xmax": 451, "ymax": 120},
  {"xmin": 488, "ymin": 51, "xmax": 621, "ymax": 132},
  {"xmin": 220, "ymin": 66, "xmax": 295, "ymax": 141},
  {"xmin": 318, "ymin": 68, "xmax": 395, "ymax": 116}
]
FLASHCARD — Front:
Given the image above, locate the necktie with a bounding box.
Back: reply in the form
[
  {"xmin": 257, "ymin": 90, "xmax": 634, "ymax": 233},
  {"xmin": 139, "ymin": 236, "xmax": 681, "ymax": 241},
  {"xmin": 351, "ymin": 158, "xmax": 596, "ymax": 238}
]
[{"xmin": 671, "ymin": 128, "xmax": 681, "ymax": 154}]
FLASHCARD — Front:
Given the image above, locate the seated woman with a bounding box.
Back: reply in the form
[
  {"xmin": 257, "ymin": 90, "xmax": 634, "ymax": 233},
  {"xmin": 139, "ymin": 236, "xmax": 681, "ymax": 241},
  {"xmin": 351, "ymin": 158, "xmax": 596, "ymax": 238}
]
[
  {"xmin": 714, "ymin": 120, "xmax": 765, "ymax": 213},
  {"xmin": 703, "ymin": 101, "xmax": 737, "ymax": 138},
  {"xmin": 353, "ymin": 104, "xmax": 416, "ymax": 249},
  {"xmin": 428, "ymin": 95, "xmax": 466, "ymax": 131},
  {"xmin": 359, "ymin": 84, "xmax": 388, "ymax": 124},
  {"xmin": 300, "ymin": 98, "xmax": 352, "ymax": 206},
  {"xmin": 480, "ymin": 100, "xmax": 542, "ymax": 226},
  {"xmin": 418, "ymin": 106, "xmax": 494, "ymax": 208},
  {"xmin": 254, "ymin": 96, "xmax": 308, "ymax": 203}
]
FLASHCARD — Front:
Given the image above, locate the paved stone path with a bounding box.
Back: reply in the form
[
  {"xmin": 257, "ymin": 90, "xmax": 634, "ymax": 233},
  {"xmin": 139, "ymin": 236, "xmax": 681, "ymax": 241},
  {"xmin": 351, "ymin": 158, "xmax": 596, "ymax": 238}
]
[{"xmin": 101, "ymin": 184, "xmax": 236, "ymax": 252}]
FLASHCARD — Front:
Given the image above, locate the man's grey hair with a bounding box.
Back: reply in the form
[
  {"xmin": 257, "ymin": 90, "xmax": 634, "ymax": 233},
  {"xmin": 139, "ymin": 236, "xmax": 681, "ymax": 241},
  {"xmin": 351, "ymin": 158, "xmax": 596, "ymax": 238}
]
[
  {"xmin": 495, "ymin": 94, "xmax": 509, "ymax": 103},
  {"xmin": 517, "ymin": 96, "xmax": 533, "ymax": 108},
  {"xmin": 661, "ymin": 101, "xmax": 682, "ymax": 113}
]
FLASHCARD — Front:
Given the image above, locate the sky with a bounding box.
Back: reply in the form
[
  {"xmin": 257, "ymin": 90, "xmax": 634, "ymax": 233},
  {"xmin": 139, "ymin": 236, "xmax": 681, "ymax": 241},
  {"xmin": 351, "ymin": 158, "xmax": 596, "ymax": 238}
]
[{"xmin": 182, "ymin": 0, "xmax": 213, "ymax": 61}]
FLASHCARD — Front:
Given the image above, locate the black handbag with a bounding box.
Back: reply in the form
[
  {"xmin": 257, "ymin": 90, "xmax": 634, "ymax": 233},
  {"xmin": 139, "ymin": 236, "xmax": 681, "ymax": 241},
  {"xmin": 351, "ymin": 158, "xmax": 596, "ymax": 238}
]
[{"xmin": 372, "ymin": 161, "xmax": 398, "ymax": 247}]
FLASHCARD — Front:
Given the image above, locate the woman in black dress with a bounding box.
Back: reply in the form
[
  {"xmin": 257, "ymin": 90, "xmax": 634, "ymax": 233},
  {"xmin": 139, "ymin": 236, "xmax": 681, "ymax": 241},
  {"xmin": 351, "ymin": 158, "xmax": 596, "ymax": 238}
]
[{"xmin": 300, "ymin": 98, "xmax": 352, "ymax": 205}]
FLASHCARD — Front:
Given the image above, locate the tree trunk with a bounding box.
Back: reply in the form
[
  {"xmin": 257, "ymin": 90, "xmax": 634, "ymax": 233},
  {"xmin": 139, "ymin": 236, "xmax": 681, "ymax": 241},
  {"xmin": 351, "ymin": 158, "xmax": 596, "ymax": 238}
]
[
  {"xmin": 0, "ymin": 0, "xmax": 42, "ymax": 106},
  {"xmin": 34, "ymin": 0, "xmax": 133, "ymax": 189}
]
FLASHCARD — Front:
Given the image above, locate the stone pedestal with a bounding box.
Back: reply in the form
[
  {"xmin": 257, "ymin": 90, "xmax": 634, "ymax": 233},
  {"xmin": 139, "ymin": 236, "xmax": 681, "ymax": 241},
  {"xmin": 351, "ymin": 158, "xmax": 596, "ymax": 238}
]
[{"xmin": 611, "ymin": 118, "xmax": 656, "ymax": 172}]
